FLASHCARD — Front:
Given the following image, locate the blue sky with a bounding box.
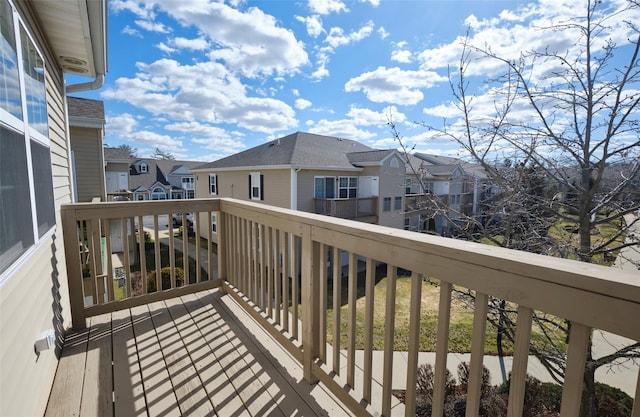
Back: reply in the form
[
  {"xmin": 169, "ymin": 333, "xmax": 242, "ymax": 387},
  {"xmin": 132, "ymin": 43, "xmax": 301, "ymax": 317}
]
[{"xmin": 68, "ymin": 0, "xmax": 639, "ymax": 162}]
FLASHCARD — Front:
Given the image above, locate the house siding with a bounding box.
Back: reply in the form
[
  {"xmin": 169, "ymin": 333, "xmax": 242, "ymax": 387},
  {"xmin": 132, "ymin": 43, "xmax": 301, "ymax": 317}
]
[
  {"xmin": 0, "ymin": 2, "xmax": 73, "ymax": 416},
  {"xmin": 195, "ymin": 168, "xmax": 291, "ymax": 242},
  {"xmin": 71, "ymin": 126, "xmax": 106, "ymax": 202},
  {"xmin": 374, "ymin": 155, "xmax": 406, "ymax": 230},
  {"xmin": 296, "ymin": 169, "xmax": 361, "ymax": 213}
]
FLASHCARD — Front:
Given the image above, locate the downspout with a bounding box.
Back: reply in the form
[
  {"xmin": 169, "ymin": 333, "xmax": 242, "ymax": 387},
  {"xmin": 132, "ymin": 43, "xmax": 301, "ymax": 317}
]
[{"xmin": 65, "ymin": 73, "xmax": 104, "ymax": 93}]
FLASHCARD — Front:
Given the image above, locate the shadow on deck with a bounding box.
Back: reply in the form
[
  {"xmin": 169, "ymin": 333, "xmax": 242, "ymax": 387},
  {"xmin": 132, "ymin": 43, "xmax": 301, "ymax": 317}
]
[{"xmin": 44, "ymin": 289, "xmax": 351, "ymax": 417}]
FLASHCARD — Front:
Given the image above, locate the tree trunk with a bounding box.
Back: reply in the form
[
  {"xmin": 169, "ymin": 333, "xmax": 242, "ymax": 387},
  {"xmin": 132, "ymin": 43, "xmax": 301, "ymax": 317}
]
[{"xmin": 582, "ymin": 357, "xmax": 597, "ymax": 417}]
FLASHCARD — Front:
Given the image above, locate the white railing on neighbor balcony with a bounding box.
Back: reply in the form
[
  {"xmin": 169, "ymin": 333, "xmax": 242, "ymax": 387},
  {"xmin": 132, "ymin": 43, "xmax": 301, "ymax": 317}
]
[
  {"xmin": 314, "ymin": 196, "xmax": 377, "ymax": 219},
  {"xmin": 61, "ymin": 198, "xmax": 640, "ymax": 417}
]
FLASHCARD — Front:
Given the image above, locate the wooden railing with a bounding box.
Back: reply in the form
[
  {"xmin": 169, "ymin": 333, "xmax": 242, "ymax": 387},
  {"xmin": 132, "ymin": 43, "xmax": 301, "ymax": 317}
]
[
  {"xmin": 314, "ymin": 196, "xmax": 377, "ymax": 220},
  {"xmin": 61, "ymin": 198, "xmax": 640, "ymax": 417}
]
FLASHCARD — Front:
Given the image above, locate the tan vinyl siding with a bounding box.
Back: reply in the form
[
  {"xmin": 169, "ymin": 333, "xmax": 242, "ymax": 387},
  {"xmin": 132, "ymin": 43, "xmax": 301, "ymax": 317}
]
[
  {"xmin": 195, "ymin": 168, "xmax": 291, "ymax": 242},
  {"xmin": 71, "ymin": 126, "xmax": 106, "ymax": 202},
  {"xmin": 0, "ymin": 2, "xmax": 73, "ymax": 416},
  {"xmin": 374, "ymin": 156, "xmax": 406, "ymax": 229}
]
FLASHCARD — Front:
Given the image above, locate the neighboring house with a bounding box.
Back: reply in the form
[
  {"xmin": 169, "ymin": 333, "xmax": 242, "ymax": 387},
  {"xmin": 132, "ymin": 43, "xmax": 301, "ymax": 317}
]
[
  {"xmin": 0, "ymin": 1, "xmax": 107, "ymax": 416},
  {"xmin": 405, "ymin": 152, "xmax": 491, "ymax": 235},
  {"xmin": 103, "ymin": 147, "xmax": 132, "ymax": 200},
  {"xmin": 68, "ymin": 97, "xmax": 106, "ymax": 202},
  {"xmin": 129, "ymin": 159, "xmax": 202, "ymax": 200},
  {"xmin": 103, "ymin": 148, "xmax": 202, "ymax": 201},
  {"xmin": 193, "ymin": 131, "xmax": 407, "ymax": 243}
]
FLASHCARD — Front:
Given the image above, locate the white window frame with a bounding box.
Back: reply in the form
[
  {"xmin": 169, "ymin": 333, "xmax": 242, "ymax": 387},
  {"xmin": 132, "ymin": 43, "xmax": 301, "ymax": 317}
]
[
  {"xmin": 209, "ymin": 174, "xmax": 217, "ymax": 195},
  {"xmin": 394, "ymin": 196, "xmax": 403, "ymax": 210},
  {"xmin": 139, "ymin": 162, "xmax": 148, "ymax": 173},
  {"xmin": 338, "ymin": 176, "xmax": 357, "ymax": 199},
  {"xmin": 0, "ymin": 0, "xmax": 55, "ymax": 281},
  {"xmin": 250, "ymin": 172, "xmax": 261, "ymax": 200},
  {"xmin": 151, "ymin": 186, "xmax": 166, "ymax": 200},
  {"xmin": 211, "ymin": 212, "xmax": 217, "ymax": 234}
]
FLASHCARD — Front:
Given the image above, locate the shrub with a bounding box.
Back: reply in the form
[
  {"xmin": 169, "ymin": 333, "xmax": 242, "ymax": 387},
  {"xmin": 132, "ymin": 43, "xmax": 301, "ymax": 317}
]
[
  {"xmin": 595, "ymin": 382, "xmax": 633, "ymax": 417},
  {"xmin": 147, "ymin": 267, "xmax": 185, "ymax": 292}
]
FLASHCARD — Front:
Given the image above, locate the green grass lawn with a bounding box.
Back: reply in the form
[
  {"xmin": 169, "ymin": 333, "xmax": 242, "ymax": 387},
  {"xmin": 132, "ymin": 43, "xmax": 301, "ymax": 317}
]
[{"xmin": 325, "ymin": 272, "xmax": 566, "ymax": 355}]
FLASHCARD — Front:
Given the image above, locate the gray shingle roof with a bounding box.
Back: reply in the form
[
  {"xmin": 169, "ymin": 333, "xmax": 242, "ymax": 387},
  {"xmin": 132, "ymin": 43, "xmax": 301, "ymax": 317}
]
[
  {"xmin": 67, "ymin": 96, "xmax": 105, "ymax": 120},
  {"xmin": 104, "ymin": 147, "xmax": 132, "ymax": 161},
  {"xmin": 195, "ymin": 132, "xmax": 376, "ymax": 170},
  {"xmin": 347, "ymin": 149, "xmax": 396, "ymax": 165}
]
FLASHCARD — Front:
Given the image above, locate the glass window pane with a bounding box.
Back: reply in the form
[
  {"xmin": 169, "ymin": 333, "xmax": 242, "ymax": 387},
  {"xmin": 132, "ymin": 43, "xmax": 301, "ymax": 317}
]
[
  {"xmin": 314, "ymin": 177, "xmax": 324, "ymax": 198},
  {"xmin": 349, "ymin": 177, "xmax": 357, "ymax": 187},
  {"xmin": 30, "ymin": 140, "xmax": 55, "ymax": 237},
  {"xmin": 20, "ymin": 27, "xmax": 47, "ymax": 136},
  {"xmin": 0, "ymin": 0, "xmax": 22, "ymax": 119},
  {"xmin": 1, "ymin": 126, "xmax": 34, "ymax": 272},
  {"xmin": 325, "ymin": 177, "xmax": 335, "ymax": 198}
]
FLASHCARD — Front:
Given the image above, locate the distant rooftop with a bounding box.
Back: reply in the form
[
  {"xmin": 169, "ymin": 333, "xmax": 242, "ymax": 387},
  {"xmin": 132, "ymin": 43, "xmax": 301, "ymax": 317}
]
[{"xmin": 195, "ymin": 131, "xmax": 395, "ymax": 171}]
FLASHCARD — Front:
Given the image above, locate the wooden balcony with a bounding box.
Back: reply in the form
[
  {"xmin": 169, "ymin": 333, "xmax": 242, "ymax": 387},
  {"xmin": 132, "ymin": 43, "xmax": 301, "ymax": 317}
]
[
  {"xmin": 314, "ymin": 196, "xmax": 377, "ymax": 222},
  {"xmin": 48, "ymin": 198, "xmax": 640, "ymax": 417}
]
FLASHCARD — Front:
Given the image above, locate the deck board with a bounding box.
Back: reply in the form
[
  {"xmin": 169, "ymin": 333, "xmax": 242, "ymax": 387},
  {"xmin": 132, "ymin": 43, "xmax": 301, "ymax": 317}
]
[{"xmin": 45, "ymin": 289, "xmax": 352, "ymax": 417}]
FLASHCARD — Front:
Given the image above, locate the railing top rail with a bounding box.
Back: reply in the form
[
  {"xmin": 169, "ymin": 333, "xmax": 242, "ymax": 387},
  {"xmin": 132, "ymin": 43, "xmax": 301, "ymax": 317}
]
[{"xmin": 61, "ymin": 198, "xmax": 221, "ymax": 219}]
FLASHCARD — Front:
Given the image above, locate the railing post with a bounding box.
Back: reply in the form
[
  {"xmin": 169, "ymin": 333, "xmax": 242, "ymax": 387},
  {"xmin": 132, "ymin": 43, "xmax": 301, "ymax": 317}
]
[
  {"xmin": 217, "ymin": 210, "xmax": 227, "ymax": 294},
  {"xmin": 301, "ymin": 224, "xmax": 320, "ymax": 383},
  {"xmin": 61, "ymin": 206, "xmax": 87, "ymax": 329}
]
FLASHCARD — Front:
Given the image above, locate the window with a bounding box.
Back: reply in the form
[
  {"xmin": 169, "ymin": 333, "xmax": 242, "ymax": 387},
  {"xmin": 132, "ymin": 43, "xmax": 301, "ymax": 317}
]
[
  {"xmin": 139, "ymin": 162, "xmax": 148, "ymax": 173},
  {"xmin": 404, "ymin": 218, "xmax": 410, "ymax": 230},
  {"xmin": 249, "ymin": 172, "xmax": 263, "ymax": 200},
  {"xmin": 211, "ymin": 212, "xmax": 217, "ymax": 234},
  {"xmin": 390, "ymin": 157, "xmax": 400, "ymax": 168},
  {"xmin": 314, "ymin": 176, "xmax": 335, "ymax": 198},
  {"xmin": 394, "ymin": 196, "xmax": 402, "ymax": 210},
  {"xmin": 405, "ymin": 177, "xmax": 412, "ymax": 194},
  {"xmin": 151, "ymin": 187, "xmax": 166, "ymax": 200},
  {"xmin": 181, "ymin": 176, "xmax": 194, "ymax": 189},
  {"xmin": 1, "ymin": 0, "xmax": 55, "ymax": 277},
  {"xmin": 383, "ymin": 197, "xmax": 391, "ymax": 212},
  {"xmin": 209, "ymin": 174, "xmax": 217, "ymax": 195},
  {"xmin": 338, "ymin": 176, "xmax": 357, "ymax": 198}
]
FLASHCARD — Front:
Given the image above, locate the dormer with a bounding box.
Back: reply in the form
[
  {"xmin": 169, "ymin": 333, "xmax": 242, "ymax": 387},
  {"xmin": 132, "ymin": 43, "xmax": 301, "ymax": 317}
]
[{"xmin": 139, "ymin": 161, "xmax": 148, "ymax": 173}]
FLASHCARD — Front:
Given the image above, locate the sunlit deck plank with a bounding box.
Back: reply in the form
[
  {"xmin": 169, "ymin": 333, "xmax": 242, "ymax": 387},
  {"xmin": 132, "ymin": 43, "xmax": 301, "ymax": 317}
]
[
  {"xmin": 186, "ymin": 292, "xmax": 285, "ymax": 416},
  {"xmin": 147, "ymin": 300, "xmax": 215, "ymax": 416},
  {"xmin": 44, "ymin": 328, "xmax": 90, "ymax": 417},
  {"xmin": 165, "ymin": 295, "xmax": 251, "ymax": 417},
  {"xmin": 80, "ymin": 314, "xmax": 114, "ymax": 417},
  {"xmin": 130, "ymin": 304, "xmax": 181, "ymax": 417},
  {"xmin": 46, "ymin": 289, "xmax": 352, "ymax": 417},
  {"xmin": 112, "ymin": 308, "xmax": 148, "ymax": 417}
]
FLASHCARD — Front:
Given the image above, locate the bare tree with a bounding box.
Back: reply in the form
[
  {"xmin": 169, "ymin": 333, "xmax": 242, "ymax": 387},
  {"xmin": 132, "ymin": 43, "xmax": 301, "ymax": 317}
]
[
  {"xmin": 116, "ymin": 144, "xmax": 138, "ymax": 158},
  {"xmin": 150, "ymin": 146, "xmax": 175, "ymax": 160},
  {"xmin": 397, "ymin": 1, "xmax": 640, "ymax": 415}
]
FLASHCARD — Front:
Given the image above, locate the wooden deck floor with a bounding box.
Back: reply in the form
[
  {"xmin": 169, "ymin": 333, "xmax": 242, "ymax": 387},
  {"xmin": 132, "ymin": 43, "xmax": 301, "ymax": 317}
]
[{"xmin": 44, "ymin": 289, "xmax": 352, "ymax": 417}]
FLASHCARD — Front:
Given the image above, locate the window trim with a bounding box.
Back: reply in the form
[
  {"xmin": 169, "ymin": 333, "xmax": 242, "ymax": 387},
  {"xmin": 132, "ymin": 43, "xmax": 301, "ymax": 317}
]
[
  {"xmin": 209, "ymin": 174, "xmax": 218, "ymax": 195},
  {"xmin": 0, "ymin": 0, "xmax": 55, "ymax": 282},
  {"xmin": 338, "ymin": 176, "xmax": 357, "ymax": 199},
  {"xmin": 394, "ymin": 196, "xmax": 402, "ymax": 210},
  {"xmin": 249, "ymin": 172, "xmax": 263, "ymax": 200},
  {"xmin": 314, "ymin": 176, "xmax": 336, "ymax": 199}
]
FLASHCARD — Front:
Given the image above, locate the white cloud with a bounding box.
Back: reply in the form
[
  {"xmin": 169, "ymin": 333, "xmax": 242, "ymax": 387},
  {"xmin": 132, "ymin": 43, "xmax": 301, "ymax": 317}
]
[
  {"xmin": 165, "ymin": 121, "xmax": 247, "ymax": 155},
  {"xmin": 306, "ymin": 119, "xmax": 376, "ymax": 140},
  {"xmin": 345, "ymin": 66, "xmax": 447, "ymax": 105},
  {"xmin": 110, "ymin": 0, "xmax": 156, "ymax": 20},
  {"xmin": 347, "ymin": 105, "xmax": 407, "ymax": 126},
  {"xmin": 106, "ymin": 113, "xmax": 138, "ymax": 134},
  {"xmin": 295, "ymin": 98, "xmax": 312, "ymax": 110},
  {"xmin": 295, "ymin": 15, "xmax": 325, "ymax": 38},
  {"xmin": 378, "ymin": 26, "xmax": 389, "ymax": 39},
  {"xmin": 122, "ymin": 25, "xmax": 142, "ymax": 38},
  {"xmin": 156, "ymin": 1, "xmax": 309, "ymax": 78},
  {"xmin": 101, "ymin": 58, "xmax": 298, "ymax": 133},
  {"xmin": 135, "ymin": 19, "xmax": 170, "ymax": 33},
  {"xmin": 156, "ymin": 42, "xmax": 177, "ymax": 54},
  {"xmin": 308, "ymin": 0, "xmax": 348, "ymax": 15},
  {"xmin": 325, "ymin": 20, "xmax": 374, "ymax": 49},
  {"xmin": 361, "ymin": 0, "xmax": 380, "ymax": 6},
  {"xmin": 171, "ymin": 37, "xmax": 209, "ymax": 51}
]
